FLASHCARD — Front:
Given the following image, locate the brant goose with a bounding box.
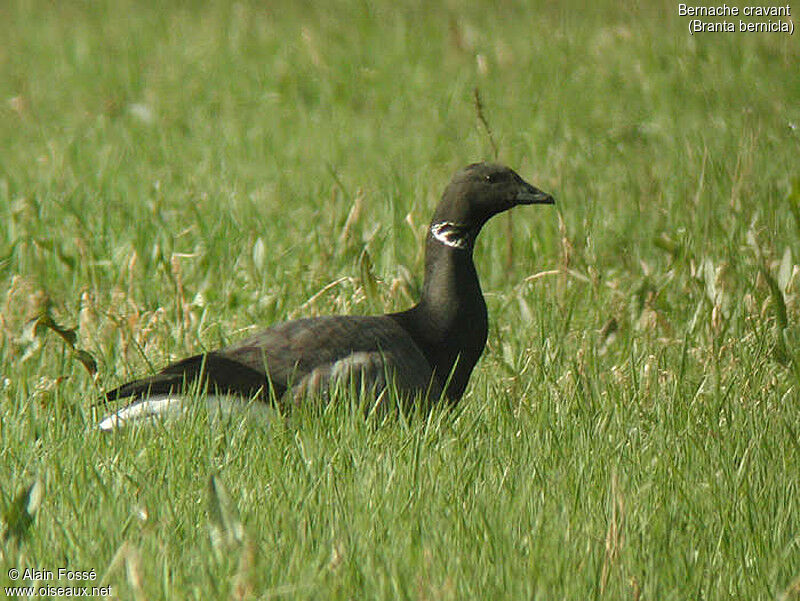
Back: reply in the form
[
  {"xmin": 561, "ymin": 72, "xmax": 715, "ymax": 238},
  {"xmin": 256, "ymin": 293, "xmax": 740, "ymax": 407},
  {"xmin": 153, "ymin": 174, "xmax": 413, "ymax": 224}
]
[{"xmin": 99, "ymin": 162, "xmax": 554, "ymax": 429}]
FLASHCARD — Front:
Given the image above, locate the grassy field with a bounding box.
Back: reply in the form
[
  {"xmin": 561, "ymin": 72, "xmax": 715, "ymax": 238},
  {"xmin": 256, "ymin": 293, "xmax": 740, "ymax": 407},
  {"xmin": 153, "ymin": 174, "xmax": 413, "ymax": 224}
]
[{"xmin": 1, "ymin": 1, "xmax": 799, "ymax": 598}]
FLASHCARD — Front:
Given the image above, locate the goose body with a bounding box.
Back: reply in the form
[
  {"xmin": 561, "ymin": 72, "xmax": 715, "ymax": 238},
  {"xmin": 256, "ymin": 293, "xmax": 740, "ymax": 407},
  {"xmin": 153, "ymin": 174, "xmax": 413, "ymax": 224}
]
[{"xmin": 100, "ymin": 162, "xmax": 554, "ymax": 429}]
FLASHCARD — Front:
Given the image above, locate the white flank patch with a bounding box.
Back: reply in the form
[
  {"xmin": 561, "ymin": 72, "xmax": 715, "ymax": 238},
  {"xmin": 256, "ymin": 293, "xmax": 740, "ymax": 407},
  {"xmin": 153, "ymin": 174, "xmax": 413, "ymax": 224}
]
[
  {"xmin": 430, "ymin": 222, "xmax": 470, "ymax": 250},
  {"xmin": 97, "ymin": 394, "xmax": 273, "ymax": 432},
  {"xmin": 330, "ymin": 351, "xmax": 382, "ymax": 380}
]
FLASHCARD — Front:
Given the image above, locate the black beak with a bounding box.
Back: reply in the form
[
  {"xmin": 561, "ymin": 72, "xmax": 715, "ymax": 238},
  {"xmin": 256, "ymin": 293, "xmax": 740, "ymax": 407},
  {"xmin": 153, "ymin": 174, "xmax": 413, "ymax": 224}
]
[{"xmin": 515, "ymin": 181, "xmax": 555, "ymax": 205}]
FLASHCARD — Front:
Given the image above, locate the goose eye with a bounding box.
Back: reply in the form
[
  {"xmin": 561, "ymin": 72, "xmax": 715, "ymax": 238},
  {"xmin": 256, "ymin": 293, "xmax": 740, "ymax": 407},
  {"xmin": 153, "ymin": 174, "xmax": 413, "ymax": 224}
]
[{"xmin": 485, "ymin": 172, "xmax": 504, "ymax": 184}]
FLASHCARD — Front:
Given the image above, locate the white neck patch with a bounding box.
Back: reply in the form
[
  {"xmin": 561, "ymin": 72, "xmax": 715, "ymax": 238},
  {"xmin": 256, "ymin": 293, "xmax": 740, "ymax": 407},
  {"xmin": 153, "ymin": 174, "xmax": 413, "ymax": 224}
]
[{"xmin": 430, "ymin": 222, "xmax": 471, "ymax": 250}]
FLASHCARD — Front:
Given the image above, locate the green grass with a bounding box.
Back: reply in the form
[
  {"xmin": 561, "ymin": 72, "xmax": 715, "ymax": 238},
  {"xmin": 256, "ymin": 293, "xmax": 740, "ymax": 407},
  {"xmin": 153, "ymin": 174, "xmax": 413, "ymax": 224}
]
[{"xmin": 1, "ymin": 0, "xmax": 799, "ymax": 598}]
